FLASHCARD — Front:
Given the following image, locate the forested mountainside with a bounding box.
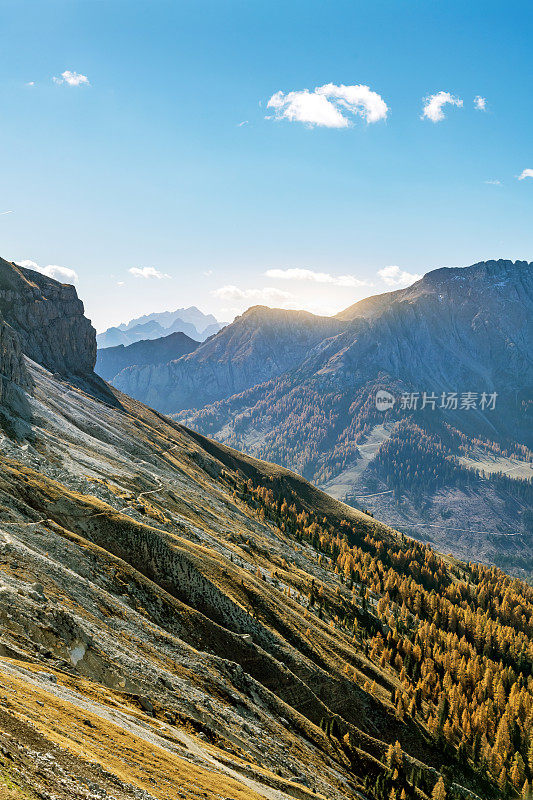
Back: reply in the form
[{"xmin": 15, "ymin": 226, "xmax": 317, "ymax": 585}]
[
  {"xmin": 0, "ymin": 256, "xmax": 532, "ymax": 799},
  {"xmin": 175, "ymin": 260, "xmax": 533, "ymax": 574}
]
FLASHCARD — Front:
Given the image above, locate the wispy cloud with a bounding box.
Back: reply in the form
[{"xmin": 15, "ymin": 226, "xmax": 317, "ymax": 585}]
[
  {"xmin": 421, "ymin": 91, "xmax": 463, "ymax": 122},
  {"xmin": 474, "ymin": 95, "xmax": 487, "ymax": 111},
  {"xmin": 53, "ymin": 70, "xmax": 90, "ymax": 87},
  {"xmin": 378, "ymin": 265, "xmax": 422, "ymax": 286},
  {"xmin": 0, "ymin": 210, "xmax": 14, "ymax": 216},
  {"xmin": 265, "ymin": 267, "xmax": 370, "ymax": 287},
  {"xmin": 16, "ymin": 259, "xmax": 78, "ymax": 283},
  {"xmin": 267, "ymin": 82, "xmax": 388, "ymax": 128},
  {"xmin": 238, "ymin": 120, "xmax": 249, "ymax": 127},
  {"xmin": 485, "ymin": 179, "xmax": 502, "ymax": 186},
  {"xmin": 211, "ymin": 285, "xmax": 293, "ymax": 304},
  {"xmin": 26, "ymin": 81, "xmax": 35, "ymax": 87},
  {"xmin": 129, "ymin": 266, "xmax": 170, "ymax": 279},
  {"xmin": 517, "ymin": 168, "xmax": 533, "ymax": 181}
]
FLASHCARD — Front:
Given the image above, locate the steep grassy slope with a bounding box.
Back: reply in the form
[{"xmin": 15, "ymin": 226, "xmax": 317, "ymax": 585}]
[{"xmin": 0, "ymin": 361, "xmax": 397, "ymax": 800}]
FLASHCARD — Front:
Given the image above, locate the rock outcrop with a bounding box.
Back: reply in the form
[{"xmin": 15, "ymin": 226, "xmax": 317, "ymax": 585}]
[{"xmin": 0, "ymin": 258, "xmax": 96, "ymax": 375}]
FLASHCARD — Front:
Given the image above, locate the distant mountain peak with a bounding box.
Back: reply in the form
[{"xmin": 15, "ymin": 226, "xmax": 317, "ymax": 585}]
[
  {"xmin": 238, "ymin": 305, "xmax": 341, "ymax": 324},
  {"xmin": 99, "ymin": 304, "xmax": 223, "ymax": 348}
]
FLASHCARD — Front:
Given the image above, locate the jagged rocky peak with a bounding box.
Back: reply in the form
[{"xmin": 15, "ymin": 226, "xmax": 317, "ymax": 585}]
[
  {"xmin": 337, "ymin": 258, "xmax": 532, "ymax": 321},
  {"xmin": 424, "ymin": 258, "xmax": 531, "ymax": 282},
  {"xmin": 406, "ymin": 258, "xmax": 532, "ymax": 297},
  {"xmin": 0, "ymin": 257, "xmax": 97, "ymax": 376}
]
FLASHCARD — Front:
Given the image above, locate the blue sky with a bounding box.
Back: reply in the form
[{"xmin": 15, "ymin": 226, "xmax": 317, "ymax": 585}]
[{"xmin": 1, "ymin": 0, "xmax": 532, "ymax": 330}]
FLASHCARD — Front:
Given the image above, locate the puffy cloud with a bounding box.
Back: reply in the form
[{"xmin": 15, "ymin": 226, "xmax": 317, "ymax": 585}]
[
  {"xmin": 53, "ymin": 70, "xmax": 90, "ymax": 87},
  {"xmin": 421, "ymin": 91, "xmax": 463, "ymax": 122},
  {"xmin": 378, "ymin": 265, "xmax": 422, "ymax": 286},
  {"xmin": 129, "ymin": 266, "xmax": 170, "ymax": 279},
  {"xmin": 268, "ymin": 90, "xmax": 348, "ymax": 128},
  {"xmin": 265, "ymin": 268, "xmax": 370, "ymax": 287},
  {"xmin": 517, "ymin": 169, "xmax": 533, "ymax": 181},
  {"xmin": 16, "ymin": 259, "xmax": 78, "ymax": 283},
  {"xmin": 317, "ymin": 84, "xmax": 389, "ymax": 123},
  {"xmin": 474, "ymin": 95, "xmax": 487, "ymax": 111},
  {"xmin": 211, "ymin": 285, "xmax": 293, "ymax": 303},
  {"xmin": 267, "ymin": 82, "xmax": 388, "ymax": 128}
]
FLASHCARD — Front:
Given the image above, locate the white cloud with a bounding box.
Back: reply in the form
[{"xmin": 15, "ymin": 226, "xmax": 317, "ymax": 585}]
[
  {"xmin": 211, "ymin": 285, "xmax": 293, "ymax": 304},
  {"xmin": 485, "ymin": 179, "xmax": 502, "ymax": 186},
  {"xmin": 16, "ymin": 259, "xmax": 78, "ymax": 283},
  {"xmin": 265, "ymin": 267, "xmax": 370, "ymax": 287},
  {"xmin": 129, "ymin": 266, "xmax": 170, "ymax": 279},
  {"xmin": 0, "ymin": 210, "xmax": 13, "ymax": 216},
  {"xmin": 517, "ymin": 168, "xmax": 533, "ymax": 181},
  {"xmin": 474, "ymin": 95, "xmax": 487, "ymax": 111},
  {"xmin": 238, "ymin": 120, "xmax": 249, "ymax": 127},
  {"xmin": 378, "ymin": 265, "xmax": 422, "ymax": 286},
  {"xmin": 53, "ymin": 70, "xmax": 90, "ymax": 87},
  {"xmin": 26, "ymin": 81, "xmax": 35, "ymax": 87},
  {"xmin": 421, "ymin": 91, "xmax": 463, "ymax": 122},
  {"xmin": 267, "ymin": 82, "xmax": 388, "ymax": 128}
]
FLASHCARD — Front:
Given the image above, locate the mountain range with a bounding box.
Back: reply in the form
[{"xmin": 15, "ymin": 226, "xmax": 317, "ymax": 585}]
[
  {"xmin": 110, "ymin": 307, "xmax": 345, "ymax": 412},
  {"xmin": 103, "ymin": 260, "xmax": 533, "ymax": 574},
  {"xmin": 0, "ymin": 256, "xmax": 532, "ymax": 800},
  {"xmin": 96, "ymin": 305, "xmax": 224, "ymax": 348}
]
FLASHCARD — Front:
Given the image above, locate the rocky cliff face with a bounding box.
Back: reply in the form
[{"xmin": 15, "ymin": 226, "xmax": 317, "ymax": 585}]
[
  {"xmin": 0, "ymin": 319, "xmax": 33, "ymax": 407},
  {"xmin": 0, "ymin": 258, "xmax": 96, "ymax": 376}
]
